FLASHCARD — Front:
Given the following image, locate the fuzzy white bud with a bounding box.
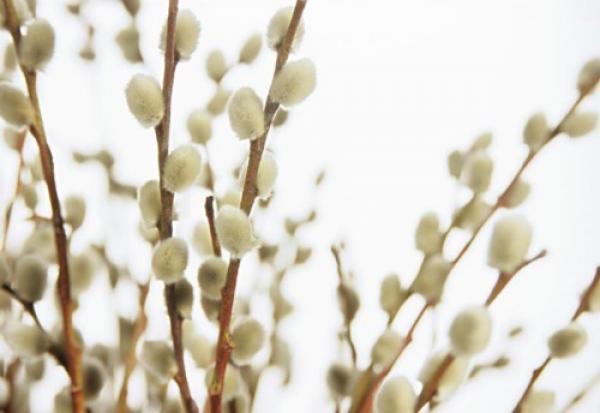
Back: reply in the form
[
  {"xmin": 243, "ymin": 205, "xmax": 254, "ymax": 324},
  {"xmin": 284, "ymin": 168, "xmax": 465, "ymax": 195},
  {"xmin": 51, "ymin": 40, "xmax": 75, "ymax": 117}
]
[
  {"xmin": 138, "ymin": 180, "xmax": 161, "ymax": 225},
  {"xmin": 192, "ymin": 221, "xmax": 213, "ymax": 256},
  {"xmin": 140, "ymin": 341, "xmax": 177, "ymax": 382},
  {"xmin": 561, "ymin": 111, "xmax": 598, "ymax": 138},
  {"xmin": 116, "ymin": 25, "xmax": 142, "ymax": 63},
  {"xmin": 0, "ymin": 84, "xmax": 34, "ymax": 127},
  {"xmin": 206, "ymin": 50, "xmax": 228, "ymax": 82},
  {"xmin": 376, "ymin": 376, "xmax": 416, "ymax": 413},
  {"xmin": 163, "ymin": 145, "xmax": 202, "ymax": 192},
  {"xmin": 267, "ymin": 7, "xmax": 305, "ymax": 51},
  {"xmin": 371, "ymin": 329, "xmax": 403, "ymax": 368},
  {"xmin": 160, "ymin": 9, "xmax": 200, "ymax": 60},
  {"xmin": 231, "ymin": 318, "xmax": 265, "ymax": 364},
  {"xmin": 219, "ymin": 187, "xmax": 242, "ymax": 209},
  {"xmin": 64, "ymin": 195, "xmax": 86, "ymax": 230},
  {"xmin": 577, "ymin": 58, "xmax": 600, "ymax": 93},
  {"xmin": 201, "ymin": 296, "xmax": 221, "ymax": 322},
  {"xmin": 182, "ymin": 321, "xmax": 214, "ymax": 368},
  {"xmin": 228, "ymin": 87, "xmax": 265, "ymax": 140},
  {"xmin": 449, "ymin": 306, "xmax": 492, "ymax": 355},
  {"xmin": 14, "ymin": 254, "xmax": 47, "ymax": 302},
  {"xmin": 3, "ymin": 321, "xmax": 47, "ymax": 358},
  {"xmin": 454, "ymin": 196, "xmax": 491, "ymax": 231},
  {"xmin": 215, "ymin": 205, "xmax": 256, "ymax": 257},
  {"xmin": 256, "ymin": 152, "xmax": 278, "ymax": 198},
  {"xmin": 461, "ymin": 150, "xmax": 493, "ymax": 193},
  {"xmin": 270, "ymin": 59, "xmax": 316, "ymax": 107},
  {"xmin": 523, "ymin": 113, "xmax": 550, "ymax": 153},
  {"xmin": 326, "ymin": 363, "xmax": 354, "ymax": 398},
  {"xmin": 198, "ymin": 256, "xmax": 227, "ymax": 300},
  {"xmin": 503, "ymin": 179, "xmax": 530, "ymax": 208},
  {"xmin": 19, "ymin": 19, "xmax": 55, "ymax": 71},
  {"xmin": 173, "ymin": 278, "xmax": 194, "ymax": 318},
  {"xmin": 22, "ymin": 184, "xmax": 37, "ymax": 210},
  {"xmin": 418, "ymin": 352, "xmax": 469, "ymax": 401},
  {"xmin": 380, "ymin": 274, "xmax": 407, "ymax": 319},
  {"xmin": 521, "ymin": 390, "xmax": 555, "ymax": 413},
  {"xmin": 548, "ymin": 322, "xmax": 587, "ymax": 358},
  {"xmin": 187, "ymin": 109, "xmax": 212, "ymax": 145},
  {"xmin": 207, "ymin": 87, "xmax": 231, "ymax": 115},
  {"xmin": 152, "ymin": 238, "xmax": 189, "ymax": 283},
  {"xmin": 125, "ymin": 74, "xmax": 164, "ymax": 128},
  {"xmin": 239, "ymin": 33, "xmax": 262, "ymax": 64},
  {"xmin": 412, "ymin": 254, "xmax": 450, "ymax": 303},
  {"xmin": 415, "ymin": 212, "xmax": 443, "ymax": 254},
  {"xmin": 488, "ymin": 215, "xmax": 532, "ymax": 273}
]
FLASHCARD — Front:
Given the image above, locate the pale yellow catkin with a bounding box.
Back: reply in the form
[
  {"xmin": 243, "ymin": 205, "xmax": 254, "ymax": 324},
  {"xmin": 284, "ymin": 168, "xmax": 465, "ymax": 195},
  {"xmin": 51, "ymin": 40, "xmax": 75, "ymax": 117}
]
[
  {"xmin": 521, "ymin": 390, "xmax": 555, "ymax": 413},
  {"xmin": 449, "ymin": 306, "xmax": 492, "ymax": 355},
  {"xmin": 548, "ymin": 322, "xmax": 587, "ymax": 358},
  {"xmin": 14, "ymin": 254, "xmax": 47, "ymax": 302},
  {"xmin": 326, "ymin": 363, "xmax": 354, "ymax": 398},
  {"xmin": 206, "ymin": 49, "xmax": 228, "ymax": 83},
  {"xmin": 0, "ymin": 83, "xmax": 34, "ymax": 127},
  {"xmin": 116, "ymin": 25, "xmax": 142, "ymax": 63},
  {"xmin": 151, "ymin": 238, "xmax": 189, "ymax": 283},
  {"xmin": 187, "ymin": 109, "xmax": 212, "ymax": 145},
  {"xmin": 503, "ymin": 179, "xmax": 530, "ymax": 208},
  {"xmin": 69, "ymin": 251, "xmax": 96, "ymax": 296},
  {"xmin": 418, "ymin": 351, "xmax": 469, "ymax": 402},
  {"xmin": 488, "ymin": 215, "xmax": 532, "ymax": 273},
  {"xmin": 267, "ymin": 7, "xmax": 305, "ymax": 51},
  {"xmin": 160, "ymin": 9, "xmax": 200, "ymax": 60},
  {"xmin": 82, "ymin": 358, "xmax": 105, "ymax": 400},
  {"xmin": 173, "ymin": 278, "xmax": 194, "ymax": 319},
  {"xmin": 461, "ymin": 150, "xmax": 493, "ymax": 193},
  {"xmin": 270, "ymin": 59, "xmax": 317, "ymax": 107},
  {"xmin": 230, "ymin": 318, "xmax": 265, "ymax": 364},
  {"xmin": 561, "ymin": 111, "xmax": 598, "ymax": 138},
  {"xmin": 163, "ymin": 145, "xmax": 202, "ymax": 192},
  {"xmin": 415, "ymin": 212, "xmax": 443, "ymax": 254},
  {"xmin": 197, "ymin": 256, "xmax": 227, "ymax": 300},
  {"xmin": 412, "ymin": 254, "xmax": 451, "ymax": 303},
  {"xmin": 523, "ymin": 112, "xmax": 549, "ymax": 152},
  {"xmin": 577, "ymin": 58, "xmax": 600, "ymax": 93},
  {"xmin": 206, "ymin": 87, "xmax": 231, "ymax": 115},
  {"xmin": 182, "ymin": 321, "xmax": 214, "ymax": 368},
  {"xmin": 140, "ymin": 341, "xmax": 177, "ymax": 383},
  {"xmin": 3, "ymin": 321, "xmax": 48, "ymax": 358},
  {"xmin": 205, "ymin": 365, "xmax": 243, "ymax": 402},
  {"xmin": 64, "ymin": 195, "xmax": 86, "ymax": 229},
  {"xmin": 376, "ymin": 376, "xmax": 416, "ymax": 413},
  {"xmin": 192, "ymin": 221, "xmax": 213, "ymax": 256},
  {"xmin": 125, "ymin": 74, "xmax": 164, "ymax": 128},
  {"xmin": 138, "ymin": 180, "xmax": 161, "ymax": 225},
  {"xmin": 19, "ymin": 18, "xmax": 55, "ymax": 71},
  {"xmin": 228, "ymin": 87, "xmax": 265, "ymax": 140},
  {"xmin": 379, "ymin": 274, "xmax": 406, "ymax": 318},
  {"xmin": 215, "ymin": 205, "xmax": 256, "ymax": 257},
  {"xmin": 371, "ymin": 329, "xmax": 404, "ymax": 368},
  {"xmin": 239, "ymin": 33, "xmax": 262, "ymax": 64}
]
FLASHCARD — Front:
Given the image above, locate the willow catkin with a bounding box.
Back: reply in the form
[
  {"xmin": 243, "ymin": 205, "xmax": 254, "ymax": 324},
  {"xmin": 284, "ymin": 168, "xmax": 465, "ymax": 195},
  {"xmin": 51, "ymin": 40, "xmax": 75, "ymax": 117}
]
[
  {"xmin": 138, "ymin": 180, "xmax": 161, "ymax": 225},
  {"xmin": 173, "ymin": 278, "xmax": 194, "ymax": 318},
  {"xmin": 412, "ymin": 254, "xmax": 451, "ymax": 303},
  {"xmin": 3, "ymin": 321, "xmax": 48, "ymax": 358},
  {"xmin": 25, "ymin": 358, "xmax": 45, "ymax": 381},
  {"xmin": 116, "ymin": 25, "xmax": 142, "ymax": 63},
  {"xmin": 228, "ymin": 87, "xmax": 265, "ymax": 140},
  {"xmin": 192, "ymin": 221, "xmax": 213, "ymax": 256},
  {"xmin": 239, "ymin": 33, "xmax": 262, "ymax": 64},
  {"xmin": 561, "ymin": 111, "xmax": 598, "ymax": 138},
  {"xmin": 182, "ymin": 321, "xmax": 214, "ymax": 368},
  {"xmin": 206, "ymin": 49, "xmax": 228, "ymax": 82},
  {"xmin": 82, "ymin": 358, "xmax": 105, "ymax": 400},
  {"xmin": 449, "ymin": 306, "xmax": 492, "ymax": 355},
  {"xmin": 503, "ymin": 179, "xmax": 530, "ymax": 208},
  {"xmin": 379, "ymin": 274, "xmax": 407, "ymax": 319},
  {"xmin": 160, "ymin": 9, "xmax": 200, "ymax": 60},
  {"xmin": 523, "ymin": 112, "xmax": 549, "ymax": 153},
  {"xmin": 219, "ymin": 187, "xmax": 242, "ymax": 209},
  {"xmin": 461, "ymin": 150, "xmax": 493, "ymax": 193},
  {"xmin": 0, "ymin": 84, "xmax": 34, "ymax": 127},
  {"xmin": 415, "ymin": 212, "xmax": 443, "ymax": 254},
  {"xmin": 521, "ymin": 390, "xmax": 555, "ymax": 413},
  {"xmin": 201, "ymin": 295, "xmax": 221, "ymax": 322},
  {"xmin": 447, "ymin": 150, "xmax": 464, "ymax": 179},
  {"xmin": 198, "ymin": 256, "xmax": 227, "ymax": 300},
  {"xmin": 371, "ymin": 329, "xmax": 403, "ymax": 368},
  {"xmin": 230, "ymin": 318, "xmax": 265, "ymax": 364},
  {"xmin": 267, "ymin": 7, "xmax": 305, "ymax": 51},
  {"xmin": 13, "ymin": 254, "xmax": 47, "ymax": 302},
  {"xmin": 163, "ymin": 145, "xmax": 202, "ymax": 192},
  {"xmin": 19, "ymin": 18, "xmax": 55, "ymax": 71},
  {"xmin": 548, "ymin": 322, "xmax": 587, "ymax": 358},
  {"xmin": 151, "ymin": 238, "xmax": 189, "ymax": 283},
  {"xmin": 326, "ymin": 363, "xmax": 354, "ymax": 398},
  {"xmin": 270, "ymin": 59, "xmax": 317, "ymax": 107},
  {"xmin": 207, "ymin": 87, "xmax": 231, "ymax": 115},
  {"xmin": 125, "ymin": 74, "xmax": 164, "ymax": 128},
  {"xmin": 69, "ymin": 251, "xmax": 97, "ymax": 296},
  {"xmin": 376, "ymin": 376, "xmax": 416, "ymax": 413},
  {"xmin": 455, "ymin": 196, "xmax": 491, "ymax": 231},
  {"xmin": 488, "ymin": 215, "xmax": 532, "ymax": 273},
  {"xmin": 470, "ymin": 132, "xmax": 493, "ymax": 152},
  {"xmin": 187, "ymin": 109, "xmax": 212, "ymax": 145},
  {"xmin": 22, "ymin": 183, "xmax": 37, "ymax": 210},
  {"xmin": 418, "ymin": 351, "xmax": 469, "ymax": 401},
  {"xmin": 140, "ymin": 341, "xmax": 177, "ymax": 383},
  {"xmin": 64, "ymin": 195, "xmax": 86, "ymax": 230},
  {"xmin": 205, "ymin": 365, "xmax": 243, "ymax": 402},
  {"xmin": 215, "ymin": 205, "xmax": 256, "ymax": 257},
  {"xmin": 577, "ymin": 58, "xmax": 600, "ymax": 93},
  {"xmin": 256, "ymin": 151, "xmax": 279, "ymax": 198}
]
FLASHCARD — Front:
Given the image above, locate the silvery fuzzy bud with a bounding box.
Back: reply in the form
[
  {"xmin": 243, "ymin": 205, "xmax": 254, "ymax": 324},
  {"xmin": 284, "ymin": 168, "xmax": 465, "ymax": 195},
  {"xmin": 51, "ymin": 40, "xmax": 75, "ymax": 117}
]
[
  {"xmin": 337, "ymin": 283, "xmax": 360, "ymax": 323},
  {"xmin": 0, "ymin": 254, "xmax": 9, "ymax": 285},
  {"xmin": 116, "ymin": 25, "xmax": 143, "ymax": 63},
  {"xmin": 219, "ymin": 187, "xmax": 242, "ymax": 209},
  {"xmin": 326, "ymin": 363, "xmax": 355, "ymax": 398},
  {"xmin": 577, "ymin": 58, "xmax": 600, "ymax": 93},
  {"xmin": 160, "ymin": 9, "xmax": 200, "ymax": 60},
  {"xmin": 206, "ymin": 50, "xmax": 228, "ymax": 83},
  {"xmin": 371, "ymin": 329, "xmax": 403, "ymax": 368},
  {"xmin": 415, "ymin": 212, "xmax": 443, "ymax": 254},
  {"xmin": 270, "ymin": 59, "xmax": 316, "ymax": 107},
  {"xmin": 201, "ymin": 296, "xmax": 221, "ymax": 322},
  {"xmin": 239, "ymin": 33, "xmax": 262, "ymax": 64},
  {"xmin": 418, "ymin": 352, "xmax": 469, "ymax": 401},
  {"xmin": 22, "ymin": 183, "xmax": 38, "ymax": 210},
  {"xmin": 207, "ymin": 87, "xmax": 231, "ymax": 116},
  {"xmin": 412, "ymin": 254, "xmax": 451, "ymax": 303},
  {"xmin": 198, "ymin": 256, "xmax": 227, "ymax": 300},
  {"xmin": 228, "ymin": 87, "xmax": 265, "ymax": 140},
  {"xmin": 182, "ymin": 321, "xmax": 214, "ymax": 368},
  {"xmin": 140, "ymin": 340, "xmax": 177, "ymax": 382},
  {"xmin": 488, "ymin": 215, "xmax": 532, "ymax": 273},
  {"xmin": 0, "ymin": 84, "xmax": 34, "ymax": 127},
  {"xmin": 380, "ymin": 274, "xmax": 407, "ymax": 319},
  {"xmin": 548, "ymin": 322, "xmax": 587, "ymax": 358},
  {"xmin": 561, "ymin": 111, "xmax": 598, "ymax": 138},
  {"xmin": 173, "ymin": 278, "xmax": 194, "ymax": 318},
  {"xmin": 470, "ymin": 132, "xmax": 493, "ymax": 152},
  {"xmin": 125, "ymin": 74, "xmax": 164, "ymax": 128},
  {"xmin": 503, "ymin": 179, "xmax": 530, "ymax": 208},
  {"xmin": 521, "ymin": 389, "xmax": 555, "ymax": 413},
  {"xmin": 162, "ymin": 399, "xmax": 184, "ymax": 413},
  {"xmin": 461, "ymin": 150, "xmax": 493, "ymax": 193},
  {"xmin": 13, "ymin": 254, "xmax": 47, "ymax": 302},
  {"xmin": 215, "ymin": 205, "xmax": 256, "ymax": 257},
  {"xmin": 163, "ymin": 145, "xmax": 202, "ymax": 192},
  {"xmin": 205, "ymin": 365, "xmax": 243, "ymax": 402},
  {"xmin": 82, "ymin": 358, "xmax": 106, "ymax": 400},
  {"xmin": 64, "ymin": 195, "xmax": 86, "ymax": 230},
  {"xmin": 69, "ymin": 250, "xmax": 97, "ymax": 296},
  {"xmin": 23, "ymin": 224, "xmax": 56, "ymax": 262},
  {"xmin": 447, "ymin": 150, "xmax": 464, "ymax": 179},
  {"xmin": 187, "ymin": 109, "xmax": 212, "ymax": 145},
  {"xmin": 272, "ymin": 108, "xmax": 289, "ymax": 127},
  {"xmin": 3, "ymin": 321, "xmax": 48, "ymax": 358},
  {"xmin": 138, "ymin": 180, "xmax": 161, "ymax": 225},
  {"xmin": 454, "ymin": 196, "xmax": 491, "ymax": 231},
  {"xmin": 523, "ymin": 112, "xmax": 550, "ymax": 153},
  {"xmin": 19, "ymin": 19, "xmax": 55, "ymax": 71},
  {"xmin": 376, "ymin": 376, "xmax": 416, "ymax": 413},
  {"xmin": 192, "ymin": 221, "xmax": 213, "ymax": 256},
  {"xmin": 449, "ymin": 306, "xmax": 492, "ymax": 355},
  {"xmin": 267, "ymin": 7, "xmax": 305, "ymax": 51},
  {"xmin": 256, "ymin": 152, "xmax": 278, "ymax": 199},
  {"xmin": 151, "ymin": 238, "xmax": 189, "ymax": 283},
  {"xmin": 231, "ymin": 318, "xmax": 265, "ymax": 364}
]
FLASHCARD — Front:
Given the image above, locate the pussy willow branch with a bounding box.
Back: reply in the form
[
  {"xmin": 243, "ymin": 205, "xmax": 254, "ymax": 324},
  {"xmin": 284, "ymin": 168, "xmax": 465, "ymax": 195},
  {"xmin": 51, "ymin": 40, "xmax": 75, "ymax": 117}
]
[
  {"xmin": 561, "ymin": 371, "xmax": 600, "ymax": 412},
  {"xmin": 2, "ymin": 1, "xmax": 84, "ymax": 411},
  {"xmin": 512, "ymin": 267, "xmax": 600, "ymax": 413},
  {"xmin": 205, "ymin": 196, "xmax": 221, "ymax": 257},
  {"xmin": 331, "ymin": 245, "xmax": 358, "ymax": 367},
  {"xmin": 415, "ymin": 250, "xmax": 547, "ymax": 412},
  {"xmin": 210, "ymin": 2, "xmax": 308, "ymax": 411},
  {"xmin": 117, "ymin": 283, "xmax": 150, "ymax": 413},
  {"xmin": 152, "ymin": 1, "xmax": 197, "ymax": 412},
  {"xmin": 1, "ymin": 131, "xmax": 26, "ymax": 251}
]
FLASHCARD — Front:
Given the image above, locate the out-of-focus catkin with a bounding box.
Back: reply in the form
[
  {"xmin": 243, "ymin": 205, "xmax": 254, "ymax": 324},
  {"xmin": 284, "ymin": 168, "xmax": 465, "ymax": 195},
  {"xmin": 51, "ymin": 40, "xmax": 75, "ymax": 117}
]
[
  {"xmin": 523, "ymin": 113, "xmax": 549, "ymax": 153},
  {"xmin": 140, "ymin": 341, "xmax": 177, "ymax": 383},
  {"xmin": 561, "ymin": 111, "xmax": 598, "ymax": 138},
  {"xmin": 267, "ymin": 7, "xmax": 305, "ymax": 51},
  {"xmin": 187, "ymin": 109, "xmax": 212, "ymax": 145},
  {"xmin": 14, "ymin": 254, "xmax": 47, "ymax": 302},
  {"xmin": 0, "ymin": 84, "xmax": 34, "ymax": 127},
  {"xmin": 198, "ymin": 256, "xmax": 227, "ymax": 300},
  {"xmin": 230, "ymin": 318, "xmax": 265, "ymax": 364},
  {"xmin": 548, "ymin": 322, "xmax": 587, "ymax": 358},
  {"xmin": 239, "ymin": 33, "xmax": 262, "ymax": 64},
  {"xmin": 206, "ymin": 50, "xmax": 228, "ymax": 83},
  {"xmin": 138, "ymin": 180, "xmax": 161, "ymax": 225},
  {"xmin": 376, "ymin": 376, "xmax": 416, "ymax": 413},
  {"xmin": 19, "ymin": 19, "xmax": 55, "ymax": 71},
  {"xmin": 371, "ymin": 329, "xmax": 403, "ymax": 369},
  {"xmin": 461, "ymin": 150, "xmax": 493, "ymax": 193},
  {"xmin": 415, "ymin": 212, "xmax": 443, "ymax": 254},
  {"xmin": 449, "ymin": 306, "xmax": 492, "ymax": 355},
  {"xmin": 488, "ymin": 215, "xmax": 532, "ymax": 273}
]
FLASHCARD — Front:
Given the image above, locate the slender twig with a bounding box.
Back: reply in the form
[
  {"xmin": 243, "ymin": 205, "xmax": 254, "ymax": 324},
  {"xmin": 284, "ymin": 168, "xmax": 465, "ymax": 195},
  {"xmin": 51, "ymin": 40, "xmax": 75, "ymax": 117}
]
[
  {"xmin": 2, "ymin": 2, "xmax": 83, "ymax": 410},
  {"xmin": 151, "ymin": 1, "xmax": 197, "ymax": 412},
  {"xmin": 205, "ymin": 196, "xmax": 221, "ymax": 257},
  {"xmin": 561, "ymin": 371, "xmax": 600, "ymax": 412},
  {"xmin": 209, "ymin": 2, "xmax": 308, "ymax": 412},
  {"xmin": 4, "ymin": 358, "xmax": 21, "ymax": 413},
  {"xmin": 331, "ymin": 245, "xmax": 358, "ymax": 367},
  {"xmin": 512, "ymin": 267, "xmax": 600, "ymax": 413},
  {"xmin": 117, "ymin": 283, "xmax": 150, "ymax": 413},
  {"xmin": 1, "ymin": 130, "xmax": 26, "ymax": 251}
]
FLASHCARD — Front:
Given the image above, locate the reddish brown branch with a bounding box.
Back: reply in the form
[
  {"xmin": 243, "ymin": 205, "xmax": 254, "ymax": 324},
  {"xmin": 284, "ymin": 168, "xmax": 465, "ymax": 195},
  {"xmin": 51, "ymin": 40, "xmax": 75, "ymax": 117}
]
[
  {"xmin": 205, "ymin": 196, "xmax": 221, "ymax": 257},
  {"xmin": 1, "ymin": 130, "xmax": 26, "ymax": 251},
  {"xmin": 331, "ymin": 245, "xmax": 358, "ymax": 367},
  {"xmin": 210, "ymin": 2, "xmax": 308, "ymax": 412}
]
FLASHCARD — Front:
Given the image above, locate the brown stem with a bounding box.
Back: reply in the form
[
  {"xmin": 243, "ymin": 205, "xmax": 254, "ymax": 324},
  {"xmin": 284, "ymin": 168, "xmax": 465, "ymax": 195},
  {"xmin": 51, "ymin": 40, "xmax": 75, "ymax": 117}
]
[
  {"xmin": 205, "ymin": 196, "xmax": 221, "ymax": 257},
  {"xmin": 209, "ymin": 2, "xmax": 308, "ymax": 412},
  {"xmin": 331, "ymin": 245, "xmax": 358, "ymax": 367},
  {"xmin": 512, "ymin": 356, "xmax": 552, "ymax": 413},
  {"xmin": 1, "ymin": 131, "xmax": 26, "ymax": 251},
  {"xmin": 4, "ymin": 358, "xmax": 21, "ymax": 413},
  {"xmin": 116, "ymin": 283, "xmax": 150, "ymax": 413},
  {"xmin": 2, "ymin": 1, "xmax": 84, "ymax": 410}
]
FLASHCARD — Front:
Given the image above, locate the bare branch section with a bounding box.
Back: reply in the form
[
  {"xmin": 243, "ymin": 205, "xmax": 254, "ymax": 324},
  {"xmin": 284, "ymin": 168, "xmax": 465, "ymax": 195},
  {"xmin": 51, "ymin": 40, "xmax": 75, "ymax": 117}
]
[
  {"xmin": 210, "ymin": 2, "xmax": 308, "ymax": 412},
  {"xmin": 2, "ymin": 1, "xmax": 84, "ymax": 411},
  {"xmin": 205, "ymin": 196, "xmax": 222, "ymax": 257}
]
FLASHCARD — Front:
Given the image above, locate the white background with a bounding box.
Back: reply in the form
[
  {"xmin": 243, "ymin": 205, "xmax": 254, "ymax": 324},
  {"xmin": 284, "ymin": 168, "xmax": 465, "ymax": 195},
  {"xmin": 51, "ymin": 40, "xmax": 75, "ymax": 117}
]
[{"xmin": 1, "ymin": 0, "xmax": 600, "ymax": 412}]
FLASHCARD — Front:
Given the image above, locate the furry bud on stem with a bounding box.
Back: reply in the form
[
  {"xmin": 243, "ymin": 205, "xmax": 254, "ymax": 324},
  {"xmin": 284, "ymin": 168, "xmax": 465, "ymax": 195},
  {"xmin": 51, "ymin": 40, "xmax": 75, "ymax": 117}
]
[
  {"xmin": 14, "ymin": 254, "xmax": 47, "ymax": 302},
  {"xmin": 561, "ymin": 111, "xmax": 598, "ymax": 138},
  {"xmin": 215, "ymin": 205, "xmax": 256, "ymax": 257},
  {"xmin": 267, "ymin": 7, "xmax": 305, "ymax": 51},
  {"xmin": 206, "ymin": 50, "xmax": 228, "ymax": 83},
  {"xmin": 173, "ymin": 278, "xmax": 194, "ymax": 318},
  {"xmin": 140, "ymin": 341, "xmax": 177, "ymax": 383},
  {"xmin": 205, "ymin": 365, "xmax": 243, "ymax": 402},
  {"xmin": 182, "ymin": 321, "xmax": 214, "ymax": 368},
  {"xmin": 187, "ymin": 109, "xmax": 212, "ymax": 145},
  {"xmin": 449, "ymin": 306, "xmax": 492, "ymax": 355},
  {"xmin": 589, "ymin": 278, "xmax": 600, "ymax": 313},
  {"xmin": 125, "ymin": 74, "xmax": 164, "ymax": 128},
  {"xmin": 0, "ymin": 84, "xmax": 34, "ymax": 127},
  {"xmin": 198, "ymin": 256, "xmax": 227, "ymax": 300},
  {"xmin": 503, "ymin": 179, "xmax": 530, "ymax": 208},
  {"xmin": 488, "ymin": 215, "xmax": 532, "ymax": 273},
  {"xmin": 577, "ymin": 58, "xmax": 600, "ymax": 93},
  {"xmin": 64, "ymin": 195, "xmax": 86, "ymax": 230},
  {"xmin": 160, "ymin": 9, "xmax": 200, "ymax": 60},
  {"xmin": 207, "ymin": 87, "xmax": 231, "ymax": 116},
  {"xmin": 192, "ymin": 221, "xmax": 213, "ymax": 256},
  {"xmin": 228, "ymin": 87, "xmax": 265, "ymax": 140},
  {"xmin": 163, "ymin": 145, "xmax": 202, "ymax": 192},
  {"xmin": 415, "ymin": 212, "xmax": 443, "ymax": 254},
  {"xmin": 82, "ymin": 358, "xmax": 105, "ymax": 400},
  {"xmin": 239, "ymin": 33, "xmax": 262, "ymax": 64},
  {"xmin": 19, "ymin": 19, "xmax": 55, "ymax": 71},
  {"xmin": 521, "ymin": 390, "xmax": 555, "ymax": 413},
  {"xmin": 461, "ymin": 150, "xmax": 493, "ymax": 193},
  {"xmin": 548, "ymin": 322, "xmax": 587, "ymax": 358},
  {"xmin": 412, "ymin": 254, "xmax": 451, "ymax": 303},
  {"xmin": 270, "ymin": 59, "xmax": 317, "ymax": 107},
  {"xmin": 523, "ymin": 112, "xmax": 549, "ymax": 153},
  {"xmin": 3, "ymin": 321, "xmax": 48, "ymax": 358},
  {"xmin": 231, "ymin": 318, "xmax": 265, "ymax": 364},
  {"xmin": 419, "ymin": 351, "xmax": 469, "ymax": 402},
  {"xmin": 380, "ymin": 274, "xmax": 407, "ymax": 319},
  {"xmin": 116, "ymin": 25, "xmax": 142, "ymax": 63},
  {"xmin": 376, "ymin": 376, "xmax": 416, "ymax": 413},
  {"xmin": 151, "ymin": 238, "xmax": 189, "ymax": 283},
  {"xmin": 326, "ymin": 363, "xmax": 354, "ymax": 398},
  {"xmin": 138, "ymin": 180, "xmax": 161, "ymax": 225},
  {"xmin": 371, "ymin": 329, "xmax": 404, "ymax": 368}
]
